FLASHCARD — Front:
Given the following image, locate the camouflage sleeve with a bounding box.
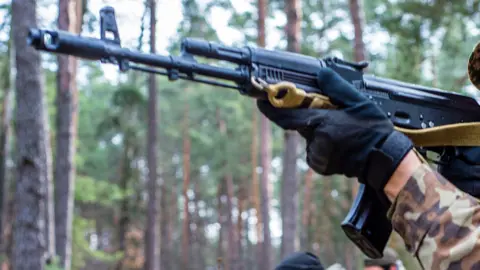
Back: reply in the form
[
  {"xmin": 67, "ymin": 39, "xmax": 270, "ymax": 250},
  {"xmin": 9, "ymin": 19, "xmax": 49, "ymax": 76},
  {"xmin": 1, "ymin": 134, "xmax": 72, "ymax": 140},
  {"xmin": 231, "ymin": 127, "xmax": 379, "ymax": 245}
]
[{"xmin": 387, "ymin": 163, "xmax": 480, "ymax": 270}]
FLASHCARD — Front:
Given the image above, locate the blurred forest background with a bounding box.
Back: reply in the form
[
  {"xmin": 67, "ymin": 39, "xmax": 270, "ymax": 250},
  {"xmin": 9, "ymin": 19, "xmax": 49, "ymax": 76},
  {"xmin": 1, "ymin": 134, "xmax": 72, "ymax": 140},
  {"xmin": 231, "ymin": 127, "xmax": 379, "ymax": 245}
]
[{"xmin": 1, "ymin": 0, "xmax": 480, "ymax": 269}]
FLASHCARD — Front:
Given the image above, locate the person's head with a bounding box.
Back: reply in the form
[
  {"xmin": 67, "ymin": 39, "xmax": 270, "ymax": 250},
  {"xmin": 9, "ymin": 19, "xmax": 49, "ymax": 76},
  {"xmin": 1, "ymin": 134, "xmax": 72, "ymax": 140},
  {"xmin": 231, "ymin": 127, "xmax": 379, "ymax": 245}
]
[
  {"xmin": 363, "ymin": 248, "xmax": 398, "ymax": 270},
  {"xmin": 468, "ymin": 42, "xmax": 480, "ymax": 90},
  {"xmin": 275, "ymin": 252, "xmax": 324, "ymax": 270}
]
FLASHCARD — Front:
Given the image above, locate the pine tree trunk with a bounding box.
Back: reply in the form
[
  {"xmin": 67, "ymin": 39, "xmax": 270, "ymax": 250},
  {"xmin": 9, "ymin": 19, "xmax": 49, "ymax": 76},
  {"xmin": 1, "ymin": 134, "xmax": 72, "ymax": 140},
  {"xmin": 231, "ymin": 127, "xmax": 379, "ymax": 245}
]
[
  {"xmin": 193, "ymin": 181, "xmax": 206, "ymax": 270},
  {"xmin": 160, "ymin": 180, "xmax": 171, "ymax": 269},
  {"xmin": 116, "ymin": 142, "xmax": 130, "ymax": 270},
  {"xmin": 300, "ymin": 169, "xmax": 313, "ymax": 247},
  {"xmin": 145, "ymin": 0, "xmax": 160, "ymax": 268},
  {"xmin": 336, "ymin": 179, "xmax": 355, "ymax": 269},
  {"xmin": 321, "ymin": 177, "xmax": 336, "ymax": 265},
  {"xmin": 181, "ymin": 102, "xmax": 191, "ymax": 270},
  {"xmin": 190, "ymin": 180, "xmax": 199, "ymax": 269},
  {"xmin": 285, "ymin": 0, "xmax": 302, "ymax": 53},
  {"xmin": 259, "ymin": 115, "xmax": 272, "ymax": 269},
  {"xmin": 3, "ymin": 198, "xmax": 14, "ymax": 269},
  {"xmin": 217, "ymin": 181, "xmax": 225, "ymax": 269},
  {"xmin": 44, "ymin": 45, "xmax": 55, "ymax": 269},
  {"xmin": 348, "ymin": 0, "xmax": 366, "ymax": 63},
  {"xmin": 236, "ymin": 185, "xmax": 245, "ymax": 270},
  {"xmin": 281, "ymin": 0, "xmax": 302, "ymax": 258},
  {"xmin": 348, "ymin": 1, "xmax": 366, "ymax": 266},
  {"xmin": 344, "ymin": 245, "xmax": 353, "ymax": 270},
  {"xmin": 280, "ymin": 130, "xmax": 299, "ymax": 258},
  {"xmin": 169, "ymin": 183, "xmax": 179, "ymax": 269},
  {"xmin": 0, "ymin": 36, "xmax": 13, "ymax": 251},
  {"xmin": 45, "ymin": 108, "xmax": 55, "ymax": 263},
  {"xmin": 250, "ymin": 105, "xmax": 262, "ymax": 270},
  {"xmin": 216, "ymin": 109, "xmax": 236, "ymax": 270},
  {"xmin": 225, "ymin": 174, "xmax": 235, "ymax": 270},
  {"xmin": 311, "ymin": 191, "xmax": 320, "ymax": 255},
  {"xmin": 11, "ymin": 0, "xmax": 50, "ymax": 268},
  {"xmin": 257, "ymin": 0, "xmax": 272, "ymax": 268},
  {"xmin": 244, "ymin": 206, "xmax": 253, "ymax": 270},
  {"xmin": 54, "ymin": 0, "xmax": 83, "ymax": 268}
]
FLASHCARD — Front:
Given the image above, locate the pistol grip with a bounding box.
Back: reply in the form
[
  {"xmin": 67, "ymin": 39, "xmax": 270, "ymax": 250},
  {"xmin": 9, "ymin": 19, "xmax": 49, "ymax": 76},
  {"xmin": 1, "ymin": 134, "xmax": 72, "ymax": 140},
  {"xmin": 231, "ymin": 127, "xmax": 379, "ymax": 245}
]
[{"xmin": 341, "ymin": 184, "xmax": 392, "ymax": 258}]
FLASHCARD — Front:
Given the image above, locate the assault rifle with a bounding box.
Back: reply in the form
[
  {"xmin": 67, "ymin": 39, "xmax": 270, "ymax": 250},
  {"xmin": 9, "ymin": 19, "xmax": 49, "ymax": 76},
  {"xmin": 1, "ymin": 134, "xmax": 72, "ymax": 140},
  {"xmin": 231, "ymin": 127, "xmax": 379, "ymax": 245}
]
[{"xmin": 27, "ymin": 6, "xmax": 480, "ymax": 258}]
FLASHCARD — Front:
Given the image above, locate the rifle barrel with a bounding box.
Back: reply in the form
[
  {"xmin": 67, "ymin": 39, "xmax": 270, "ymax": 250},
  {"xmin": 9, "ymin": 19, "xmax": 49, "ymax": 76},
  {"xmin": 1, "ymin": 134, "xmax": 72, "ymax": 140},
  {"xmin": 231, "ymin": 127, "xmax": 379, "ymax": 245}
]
[
  {"xmin": 181, "ymin": 38, "xmax": 251, "ymax": 64},
  {"xmin": 28, "ymin": 28, "xmax": 248, "ymax": 83}
]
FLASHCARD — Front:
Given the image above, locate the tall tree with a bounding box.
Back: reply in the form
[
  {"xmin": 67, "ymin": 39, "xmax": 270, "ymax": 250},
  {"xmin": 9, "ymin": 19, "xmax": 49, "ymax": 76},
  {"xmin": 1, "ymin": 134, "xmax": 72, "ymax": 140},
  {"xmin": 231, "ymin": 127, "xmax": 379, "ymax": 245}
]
[
  {"xmin": 45, "ymin": 82, "xmax": 55, "ymax": 264},
  {"xmin": 117, "ymin": 148, "xmax": 129, "ymax": 270},
  {"xmin": 160, "ymin": 174, "xmax": 172, "ymax": 269},
  {"xmin": 257, "ymin": 0, "xmax": 272, "ymax": 268},
  {"xmin": 11, "ymin": 0, "xmax": 50, "ymax": 268},
  {"xmin": 145, "ymin": 0, "xmax": 160, "ymax": 268},
  {"xmin": 191, "ymin": 180, "xmax": 206, "ymax": 270},
  {"xmin": 237, "ymin": 184, "xmax": 246, "ymax": 270},
  {"xmin": 300, "ymin": 168, "xmax": 313, "ymax": 247},
  {"xmin": 348, "ymin": 0, "xmax": 366, "ymax": 63},
  {"xmin": 347, "ymin": 1, "xmax": 367, "ymax": 266},
  {"xmin": 281, "ymin": 0, "xmax": 301, "ymax": 259},
  {"xmin": 217, "ymin": 180, "xmax": 225, "ymax": 268},
  {"xmin": 54, "ymin": 0, "xmax": 83, "ymax": 268},
  {"xmin": 250, "ymin": 98, "xmax": 263, "ymax": 270},
  {"xmin": 215, "ymin": 107, "xmax": 236, "ymax": 270},
  {"xmin": 181, "ymin": 99, "xmax": 191, "ymax": 270},
  {"xmin": 0, "ymin": 27, "xmax": 13, "ymax": 250},
  {"xmin": 250, "ymin": 108, "xmax": 262, "ymax": 269},
  {"xmin": 224, "ymin": 175, "xmax": 236, "ymax": 270},
  {"xmin": 160, "ymin": 163, "xmax": 172, "ymax": 266},
  {"xmin": 318, "ymin": 177, "xmax": 336, "ymax": 266},
  {"xmin": 43, "ymin": 22, "xmax": 56, "ymax": 265}
]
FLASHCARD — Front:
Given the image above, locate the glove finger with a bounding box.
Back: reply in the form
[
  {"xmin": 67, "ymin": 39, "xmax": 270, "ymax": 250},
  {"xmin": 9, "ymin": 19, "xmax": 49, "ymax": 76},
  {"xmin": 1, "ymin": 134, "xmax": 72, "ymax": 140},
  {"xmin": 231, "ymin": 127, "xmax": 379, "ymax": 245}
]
[
  {"xmin": 297, "ymin": 127, "xmax": 315, "ymax": 142},
  {"xmin": 256, "ymin": 99, "xmax": 328, "ymax": 130},
  {"xmin": 316, "ymin": 67, "xmax": 367, "ymax": 108},
  {"xmin": 306, "ymin": 133, "xmax": 333, "ymax": 175}
]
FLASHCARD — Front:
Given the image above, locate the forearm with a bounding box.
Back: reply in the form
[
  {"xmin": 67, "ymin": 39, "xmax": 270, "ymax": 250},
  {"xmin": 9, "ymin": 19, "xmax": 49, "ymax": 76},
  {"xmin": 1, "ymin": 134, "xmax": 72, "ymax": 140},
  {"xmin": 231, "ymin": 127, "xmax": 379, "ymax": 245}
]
[
  {"xmin": 385, "ymin": 151, "xmax": 480, "ymax": 269},
  {"xmin": 383, "ymin": 150, "xmax": 422, "ymax": 201}
]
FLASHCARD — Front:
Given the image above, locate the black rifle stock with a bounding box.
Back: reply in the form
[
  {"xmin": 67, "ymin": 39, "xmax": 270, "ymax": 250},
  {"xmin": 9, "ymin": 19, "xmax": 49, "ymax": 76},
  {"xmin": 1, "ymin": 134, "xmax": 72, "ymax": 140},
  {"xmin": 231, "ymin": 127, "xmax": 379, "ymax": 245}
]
[{"xmin": 27, "ymin": 6, "xmax": 480, "ymax": 258}]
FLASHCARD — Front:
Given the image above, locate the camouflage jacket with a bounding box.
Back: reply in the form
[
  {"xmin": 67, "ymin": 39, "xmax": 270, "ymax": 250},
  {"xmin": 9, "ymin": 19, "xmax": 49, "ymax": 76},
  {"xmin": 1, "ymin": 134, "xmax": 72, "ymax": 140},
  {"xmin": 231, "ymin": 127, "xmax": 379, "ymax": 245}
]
[{"xmin": 387, "ymin": 164, "xmax": 480, "ymax": 269}]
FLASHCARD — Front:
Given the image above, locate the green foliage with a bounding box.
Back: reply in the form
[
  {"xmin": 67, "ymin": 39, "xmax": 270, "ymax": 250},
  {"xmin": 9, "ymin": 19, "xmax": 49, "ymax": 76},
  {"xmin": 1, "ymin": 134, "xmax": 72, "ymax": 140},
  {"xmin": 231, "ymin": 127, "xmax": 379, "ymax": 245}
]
[
  {"xmin": 0, "ymin": 3, "xmax": 10, "ymax": 47},
  {"xmin": 45, "ymin": 264, "xmax": 63, "ymax": 270},
  {"xmin": 227, "ymin": 0, "xmax": 257, "ymax": 45},
  {"xmin": 299, "ymin": 0, "xmax": 352, "ymax": 57},
  {"xmin": 75, "ymin": 175, "xmax": 126, "ymax": 206},
  {"xmin": 46, "ymin": 257, "xmax": 63, "ymax": 270},
  {"xmin": 71, "ymin": 216, "xmax": 122, "ymax": 269}
]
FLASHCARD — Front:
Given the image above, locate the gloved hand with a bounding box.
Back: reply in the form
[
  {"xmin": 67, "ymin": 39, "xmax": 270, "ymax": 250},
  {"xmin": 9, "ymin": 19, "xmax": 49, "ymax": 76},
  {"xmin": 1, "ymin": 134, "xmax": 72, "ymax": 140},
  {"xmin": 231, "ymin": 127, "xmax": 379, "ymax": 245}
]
[
  {"xmin": 438, "ymin": 146, "xmax": 480, "ymax": 198},
  {"xmin": 275, "ymin": 252, "xmax": 324, "ymax": 270},
  {"xmin": 257, "ymin": 68, "xmax": 413, "ymax": 200}
]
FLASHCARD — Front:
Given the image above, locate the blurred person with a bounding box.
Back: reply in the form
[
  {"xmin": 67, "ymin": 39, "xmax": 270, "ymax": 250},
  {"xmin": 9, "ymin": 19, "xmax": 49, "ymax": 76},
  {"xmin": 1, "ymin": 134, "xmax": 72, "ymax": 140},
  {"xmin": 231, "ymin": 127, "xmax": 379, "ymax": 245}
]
[
  {"xmin": 274, "ymin": 252, "xmax": 325, "ymax": 270},
  {"xmin": 326, "ymin": 263, "xmax": 347, "ymax": 270},
  {"xmin": 363, "ymin": 248, "xmax": 399, "ymax": 270}
]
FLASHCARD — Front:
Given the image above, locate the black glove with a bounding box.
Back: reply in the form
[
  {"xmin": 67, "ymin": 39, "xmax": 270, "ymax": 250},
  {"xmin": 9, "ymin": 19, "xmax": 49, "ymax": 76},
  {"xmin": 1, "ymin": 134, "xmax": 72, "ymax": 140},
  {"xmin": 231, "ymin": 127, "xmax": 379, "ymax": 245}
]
[
  {"xmin": 275, "ymin": 252, "xmax": 324, "ymax": 270},
  {"xmin": 438, "ymin": 147, "xmax": 480, "ymax": 198},
  {"xmin": 257, "ymin": 68, "xmax": 413, "ymax": 202}
]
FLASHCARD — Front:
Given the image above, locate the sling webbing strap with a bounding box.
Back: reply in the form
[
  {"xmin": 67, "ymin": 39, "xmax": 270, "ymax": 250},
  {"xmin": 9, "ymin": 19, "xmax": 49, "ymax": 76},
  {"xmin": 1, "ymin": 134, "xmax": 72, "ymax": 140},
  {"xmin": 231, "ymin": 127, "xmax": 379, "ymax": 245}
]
[
  {"xmin": 251, "ymin": 78, "xmax": 480, "ymax": 147},
  {"xmin": 395, "ymin": 124, "xmax": 480, "ymax": 147}
]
